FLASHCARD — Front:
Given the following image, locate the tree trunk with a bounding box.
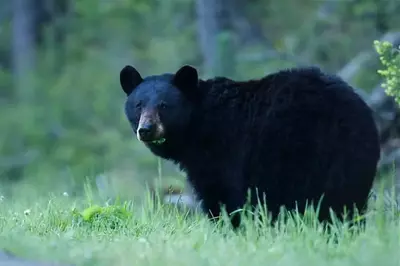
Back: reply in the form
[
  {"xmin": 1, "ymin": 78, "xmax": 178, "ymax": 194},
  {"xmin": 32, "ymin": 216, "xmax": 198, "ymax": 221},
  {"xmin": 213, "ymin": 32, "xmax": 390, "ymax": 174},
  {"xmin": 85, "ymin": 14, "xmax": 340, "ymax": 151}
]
[
  {"xmin": 195, "ymin": 0, "xmax": 237, "ymax": 77},
  {"xmin": 11, "ymin": 0, "xmax": 36, "ymax": 102}
]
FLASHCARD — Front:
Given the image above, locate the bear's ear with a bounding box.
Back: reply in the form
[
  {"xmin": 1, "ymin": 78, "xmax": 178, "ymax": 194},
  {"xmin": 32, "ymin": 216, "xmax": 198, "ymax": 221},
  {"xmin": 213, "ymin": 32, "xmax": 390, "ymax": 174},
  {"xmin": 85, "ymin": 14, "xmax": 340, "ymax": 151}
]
[
  {"xmin": 173, "ymin": 65, "xmax": 199, "ymax": 93},
  {"xmin": 119, "ymin": 65, "xmax": 143, "ymax": 96}
]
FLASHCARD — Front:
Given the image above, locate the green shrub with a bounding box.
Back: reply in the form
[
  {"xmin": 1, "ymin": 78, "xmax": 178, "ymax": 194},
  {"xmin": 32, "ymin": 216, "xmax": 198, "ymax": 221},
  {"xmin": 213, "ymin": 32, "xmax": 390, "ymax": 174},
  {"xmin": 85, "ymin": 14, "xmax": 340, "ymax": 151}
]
[{"xmin": 374, "ymin": 40, "xmax": 400, "ymax": 106}]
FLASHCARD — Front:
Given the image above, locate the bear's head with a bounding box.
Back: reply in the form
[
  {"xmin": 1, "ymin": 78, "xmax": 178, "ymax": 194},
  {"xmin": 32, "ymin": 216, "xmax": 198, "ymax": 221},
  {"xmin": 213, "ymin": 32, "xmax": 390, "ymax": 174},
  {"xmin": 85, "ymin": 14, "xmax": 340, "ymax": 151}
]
[{"xmin": 119, "ymin": 64, "xmax": 201, "ymax": 153}]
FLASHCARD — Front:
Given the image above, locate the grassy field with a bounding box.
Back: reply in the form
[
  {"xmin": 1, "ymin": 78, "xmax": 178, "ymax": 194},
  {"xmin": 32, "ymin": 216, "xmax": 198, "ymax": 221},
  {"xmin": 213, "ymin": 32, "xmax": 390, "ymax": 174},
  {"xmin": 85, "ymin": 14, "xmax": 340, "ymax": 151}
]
[{"xmin": 0, "ymin": 183, "xmax": 400, "ymax": 266}]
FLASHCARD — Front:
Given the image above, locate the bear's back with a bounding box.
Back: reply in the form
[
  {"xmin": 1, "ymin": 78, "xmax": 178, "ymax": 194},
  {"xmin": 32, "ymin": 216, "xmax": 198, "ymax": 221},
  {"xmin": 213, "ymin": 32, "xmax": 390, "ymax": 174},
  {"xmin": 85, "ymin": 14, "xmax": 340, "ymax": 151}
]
[
  {"xmin": 202, "ymin": 66, "xmax": 362, "ymax": 108},
  {"xmin": 200, "ymin": 66, "xmax": 372, "ymax": 129}
]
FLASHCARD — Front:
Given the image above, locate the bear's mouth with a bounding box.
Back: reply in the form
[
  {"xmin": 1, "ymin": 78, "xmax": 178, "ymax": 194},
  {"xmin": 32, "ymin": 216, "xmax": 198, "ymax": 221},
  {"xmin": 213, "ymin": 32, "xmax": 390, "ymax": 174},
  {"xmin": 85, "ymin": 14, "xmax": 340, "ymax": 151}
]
[
  {"xmin": 139, "ymin": 137, "xmax": 166, "ymax": 145},
  {"xmin": 148, "ymin": 138, "xmax": 166, "ymax": 145}
]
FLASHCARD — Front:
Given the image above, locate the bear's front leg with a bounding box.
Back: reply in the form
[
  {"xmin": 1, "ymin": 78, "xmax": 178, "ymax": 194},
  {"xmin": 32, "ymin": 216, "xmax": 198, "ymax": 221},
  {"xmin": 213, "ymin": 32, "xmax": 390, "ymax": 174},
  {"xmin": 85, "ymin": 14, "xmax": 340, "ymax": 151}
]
[{"xmin": 198, "ymin": 183, "xmax": 245, "ymax": 229}]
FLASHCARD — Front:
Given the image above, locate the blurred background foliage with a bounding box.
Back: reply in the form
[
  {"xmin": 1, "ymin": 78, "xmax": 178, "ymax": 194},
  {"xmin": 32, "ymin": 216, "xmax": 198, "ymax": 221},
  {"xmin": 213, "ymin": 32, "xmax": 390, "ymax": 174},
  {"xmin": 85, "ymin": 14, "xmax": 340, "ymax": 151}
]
[{"xmin": 1, "ymin": 0, "xmax": 400, "ymax": 200}]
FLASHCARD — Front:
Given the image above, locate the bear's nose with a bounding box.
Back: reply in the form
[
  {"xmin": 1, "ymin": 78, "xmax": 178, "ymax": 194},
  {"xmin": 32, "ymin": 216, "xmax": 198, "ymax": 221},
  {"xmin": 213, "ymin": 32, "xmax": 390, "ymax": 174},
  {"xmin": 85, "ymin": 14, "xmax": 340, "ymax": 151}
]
[{"xmin": 137, "ymin": 124, "xmax": 154, "ymax": 139}]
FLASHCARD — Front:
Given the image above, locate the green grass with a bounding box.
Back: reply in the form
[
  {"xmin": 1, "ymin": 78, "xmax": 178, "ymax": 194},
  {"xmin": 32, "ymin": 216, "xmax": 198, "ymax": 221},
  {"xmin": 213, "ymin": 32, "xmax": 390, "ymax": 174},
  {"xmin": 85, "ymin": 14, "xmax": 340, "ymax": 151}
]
[{"xmin": 0, "ymin": 185, "xmax": 400, "ymax": 266}]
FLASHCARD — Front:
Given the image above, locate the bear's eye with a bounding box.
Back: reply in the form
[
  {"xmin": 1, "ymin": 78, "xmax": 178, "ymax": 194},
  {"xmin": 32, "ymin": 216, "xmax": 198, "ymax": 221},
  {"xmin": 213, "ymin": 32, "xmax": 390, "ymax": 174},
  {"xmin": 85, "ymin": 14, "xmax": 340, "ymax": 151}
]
[
  {"xmin": 135, "ymin": 102, "xmax": 142, "ymax": 108},
  {"xmin": 159, "ymin": 102, "xmax": 168, "ymax": 109}
]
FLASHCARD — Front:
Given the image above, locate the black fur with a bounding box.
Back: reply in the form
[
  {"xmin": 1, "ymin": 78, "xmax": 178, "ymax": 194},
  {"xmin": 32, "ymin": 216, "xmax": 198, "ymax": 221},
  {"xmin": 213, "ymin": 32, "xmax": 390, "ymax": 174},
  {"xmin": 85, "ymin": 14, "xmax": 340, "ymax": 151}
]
[{"xmin": 120, "ymin": 65, "xmax": 381, "ymax": 228}]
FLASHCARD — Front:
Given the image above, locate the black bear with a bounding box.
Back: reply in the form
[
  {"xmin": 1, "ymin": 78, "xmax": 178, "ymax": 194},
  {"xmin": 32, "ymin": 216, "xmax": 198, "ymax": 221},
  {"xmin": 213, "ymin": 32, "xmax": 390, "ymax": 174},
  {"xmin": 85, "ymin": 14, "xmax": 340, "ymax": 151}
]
[{"xmin": 119, "ymin": 64, "xmax": 381, "ymax": 228}]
